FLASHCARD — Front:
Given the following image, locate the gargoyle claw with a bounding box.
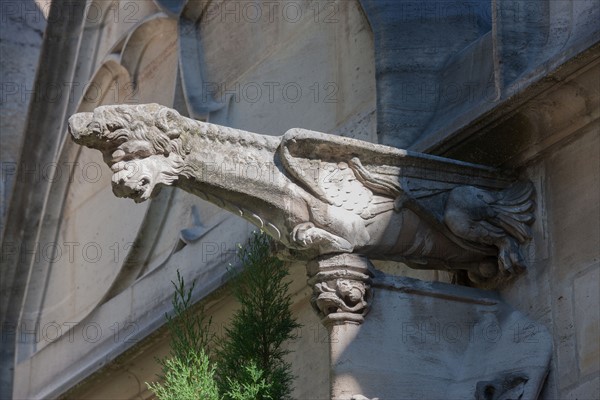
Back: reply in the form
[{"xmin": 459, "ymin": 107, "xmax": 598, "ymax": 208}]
[{"xmin": 291, "ymin": 222, "xmax": 353, "ymax": 253}]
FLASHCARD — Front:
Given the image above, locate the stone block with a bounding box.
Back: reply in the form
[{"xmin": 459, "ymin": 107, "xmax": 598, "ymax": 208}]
[
  {"xmin": 328, "ymin": 274, "xmax": 553, "ymax": 400},
  {"xmin": 552, "ymin": 284, "xmax": 580, "ymax": 390},
  {"xmin": 546, "ymin": 128, "xmax": 600, "ymax": 281},
  {"xmin": 287, "ymin": 298, "xmax": 331, "ymax": 400},
  {"xmin": 564, "ymin": 375, "xmax": 600, "ymax": 400},
  {"xmin": 574, "ymin": 266, "xmax": 600, "ymax": 376}
]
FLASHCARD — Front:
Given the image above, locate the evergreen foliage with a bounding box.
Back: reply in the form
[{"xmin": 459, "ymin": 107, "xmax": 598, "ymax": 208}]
[
  {"xmin": 147, "ymin": 231, "xmax": 299, "ymax": 400},
  {"xmin": 224, "ymin": 362, "xmax": 272, "ymax": 400},
  {"xmin": 146, "ymin": 270, "xmax": 220, "ymax": 400},
  {"xmin": 217, "ymin": 231, "xmax": 301, "ymax": 400}
]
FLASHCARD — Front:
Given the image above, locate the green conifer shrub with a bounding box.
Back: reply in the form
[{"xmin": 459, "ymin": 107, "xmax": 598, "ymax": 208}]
[
  {"xmin": 217, "ymin": 231, "xmax": 301, "ymax": 400},
  {"xmin": 146, "ymin": 270, "xmax": 220, "ymax": 400},
  {"xmin": 147, "ymin": 231, "xmax": 299, "ymax": 400}
]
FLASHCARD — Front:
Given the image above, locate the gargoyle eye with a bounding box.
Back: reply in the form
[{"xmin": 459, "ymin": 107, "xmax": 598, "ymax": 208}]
[
  {"xmin": 107, "ymin": 122, "xmax": 122, "ymax": 131},
  {"xmin": 89, "ymin": 122, "xmax": 102, "ymax": 134}
]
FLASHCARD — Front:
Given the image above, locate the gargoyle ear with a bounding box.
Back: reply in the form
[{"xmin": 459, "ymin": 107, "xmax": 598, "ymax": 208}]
[{"xmin": 155, "ymin": 108, "xmax": 181, "ymax": 139}]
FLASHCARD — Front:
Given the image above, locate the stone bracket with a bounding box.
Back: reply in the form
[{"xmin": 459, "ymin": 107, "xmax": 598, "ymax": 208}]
[{"xmin": 307, "ymin": 254, "xmax": 374, "ymax": 326}]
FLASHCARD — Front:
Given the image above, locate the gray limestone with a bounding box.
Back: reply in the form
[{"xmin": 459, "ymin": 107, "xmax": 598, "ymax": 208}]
[
  {"xmin": 329, "ymin": 272, "xmax": 552, "ymax": 400},
  {"xmin": 68, "ymin": 103, "xmax": 536, "ymax": 286}
]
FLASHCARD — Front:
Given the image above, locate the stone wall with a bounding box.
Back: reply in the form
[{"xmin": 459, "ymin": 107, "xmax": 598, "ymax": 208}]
[
  {"xmin": 503, "ymin": 96, "xmax": 600, "ymax": 398},
  {"xmin": 435, "ymin": 42, "xmax": 600, "ymax": 399}
]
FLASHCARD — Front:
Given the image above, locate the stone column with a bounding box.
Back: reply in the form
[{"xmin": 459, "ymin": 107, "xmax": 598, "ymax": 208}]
[{"xmin": 306, "ymin": 254, "xmax": 375, "ymax": 400}]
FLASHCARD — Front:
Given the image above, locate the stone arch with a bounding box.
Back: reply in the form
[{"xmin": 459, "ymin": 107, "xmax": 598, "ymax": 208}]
[{"xmin": 17, "ymin": 59, "xmax": 146, "ymax": 359}]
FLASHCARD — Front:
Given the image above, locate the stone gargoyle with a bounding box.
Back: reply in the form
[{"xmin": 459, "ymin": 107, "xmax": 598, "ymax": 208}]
[{"xmin": 68, "ymin": 104, "xmax": 535, "ymax": 284}]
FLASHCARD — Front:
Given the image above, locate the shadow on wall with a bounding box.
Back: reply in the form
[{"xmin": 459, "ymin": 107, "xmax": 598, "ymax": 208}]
[
  {"xmin": 0, "ymin": 0, "xmax": 47, "ymax": 241},
  {"xmin": 358, "ymin": 0, "xmax": 600, "ymax": 150}
]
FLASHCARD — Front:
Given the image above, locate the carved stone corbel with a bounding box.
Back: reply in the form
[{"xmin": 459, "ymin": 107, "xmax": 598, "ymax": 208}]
[
  {"xmin": 68, "ymin": 103, "xmax": 536, "ymax": 287},
  {"xmin": 306, "ymin": 254, "xmax": 373, "ymax": 326}
]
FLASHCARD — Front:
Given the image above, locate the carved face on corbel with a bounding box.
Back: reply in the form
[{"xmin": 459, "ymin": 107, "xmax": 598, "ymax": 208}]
[
  {"xmin": 336, "ymin": 279, "xmax": 366, "ymax": 305},
  {"xmin": 68, "ymin": 104, "xmax": 189, "ymax": 203}
]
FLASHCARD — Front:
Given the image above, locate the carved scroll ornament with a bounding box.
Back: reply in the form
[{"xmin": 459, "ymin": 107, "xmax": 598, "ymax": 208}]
[{"xmin": 69, "ymin": 104, "xmax": 535, "ymax": 286}]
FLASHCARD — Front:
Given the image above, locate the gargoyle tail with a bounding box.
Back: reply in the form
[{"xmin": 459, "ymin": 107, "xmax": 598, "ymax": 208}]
[{"xmin": 491, "ymin": 182, "xmax": 535, "ymax": 244}]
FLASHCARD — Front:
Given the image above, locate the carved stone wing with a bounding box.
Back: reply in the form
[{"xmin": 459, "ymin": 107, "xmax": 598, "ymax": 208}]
[
  {"xmin": 280, "ymin": 129, "xmax": 378, "ymax": 217},
  {"xmin": 280, "ymin": 128, "xmax": 514, "ymax": 221},
  {"xmin": 280, "ymin": 128, "xmax": 535, "ymax": 278}
]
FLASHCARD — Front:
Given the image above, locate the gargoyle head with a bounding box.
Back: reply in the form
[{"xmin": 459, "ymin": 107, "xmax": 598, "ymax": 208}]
[{"xmin": 68, "ymin": 104, "xmax": 190, "ymax": 203}]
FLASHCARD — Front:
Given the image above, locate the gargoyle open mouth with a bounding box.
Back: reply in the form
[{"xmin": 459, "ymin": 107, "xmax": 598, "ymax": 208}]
[
  {"xmin": 68, "ymin": 104, "xmax": 187, "ymax": 204},
  {"xmin": 110, "ymin": 161, "xmax": 155, "ymax": 203}
]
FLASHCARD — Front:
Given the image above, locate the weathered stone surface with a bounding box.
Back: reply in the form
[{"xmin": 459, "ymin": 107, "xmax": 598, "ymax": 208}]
[
  {"xmin": 328, "ymin": 273, "xmax": 552, "ymax": 400},
  {"xmin": 564, "ymin": 375, "xmax": 600, "ymax": 400},
  {"xmin": 551, "ymin": 284, "xmax": 579, "ymax": 391},
  {"xmin": 574, "ymin": 266, "xmax": 600, "ymax": 376},
  {"xmin": 64, "ymin": 102, "xmax": 554, "ymax": 399},
  {"xmin": 6, "ymin": 3, "xmax": 378, "ymax": 398},
  {"xmin": 475, "ymin": 373, "xmax": 529, "ymax": 400},
  {"xmin": 359, "ymin": 0, "xmax": 490, "ymax": 148},
  {"xmin": 13, "ymin": 212, "xmax": 255, "ymax": 399},
  {"xmin": 181, "ymin": 0, "xmax": 376, "ymax": 134},
  {"xmin": 546, "ymin": 127, "xmax": 600, "ymax": 281},
  {"xmin": 360, "ymin": 0, "xmax": 600, "ymax": 150},
  {"xmin": 0, "ymin": 2, "xmax": 88, "ymax": 397},
  {"xmin": 68, "ymin": 103, "xmax": 536, "ymax": 285}
]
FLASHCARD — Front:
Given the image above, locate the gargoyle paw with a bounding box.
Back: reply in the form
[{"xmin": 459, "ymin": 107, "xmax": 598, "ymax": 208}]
[
  {"xmin": 292, "ymin": 222, "xmax": 316, "ymax": 246},
  {"xmin": 291, "ymin": 222, "xmax": 353, "ymax": 253}
]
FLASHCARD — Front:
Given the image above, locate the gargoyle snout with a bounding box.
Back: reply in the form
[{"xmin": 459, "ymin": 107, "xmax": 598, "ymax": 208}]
[{"xmin": 68, "ymin": 112, "xmax": 93, "ymax": 142}]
